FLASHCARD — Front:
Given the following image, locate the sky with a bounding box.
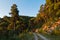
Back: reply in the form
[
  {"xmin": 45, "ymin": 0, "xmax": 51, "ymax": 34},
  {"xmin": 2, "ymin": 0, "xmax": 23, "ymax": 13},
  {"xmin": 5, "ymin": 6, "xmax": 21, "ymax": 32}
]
[{"xmin": 0, "ymin": 0, "xmax": 46, "ymax": 18}]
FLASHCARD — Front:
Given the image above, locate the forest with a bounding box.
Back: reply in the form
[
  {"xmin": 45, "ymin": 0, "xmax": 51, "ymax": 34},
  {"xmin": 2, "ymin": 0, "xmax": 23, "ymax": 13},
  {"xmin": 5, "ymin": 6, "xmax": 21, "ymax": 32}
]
[{"xmin": 0, "ymin": 0, "xmax": 60, "ymax": 40}]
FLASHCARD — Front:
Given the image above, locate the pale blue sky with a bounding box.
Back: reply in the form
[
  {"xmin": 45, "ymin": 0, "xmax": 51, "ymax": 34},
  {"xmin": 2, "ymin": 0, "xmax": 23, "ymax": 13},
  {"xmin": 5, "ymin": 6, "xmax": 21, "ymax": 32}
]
[{"xmin": 0, "ymin": 0, "xmax": 46, "ymax": 18}]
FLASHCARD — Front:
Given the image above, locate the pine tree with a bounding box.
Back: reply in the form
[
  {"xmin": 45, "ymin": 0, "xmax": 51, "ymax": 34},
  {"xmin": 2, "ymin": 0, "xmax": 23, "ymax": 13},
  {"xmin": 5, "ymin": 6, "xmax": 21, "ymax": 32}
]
[
  {"xmin": 10, "ymin": 4, "xmax": 19, "ymax": 20},
  {"xmin": 8, "ymin": 4, "xmax": 20, "ymax": 30}
]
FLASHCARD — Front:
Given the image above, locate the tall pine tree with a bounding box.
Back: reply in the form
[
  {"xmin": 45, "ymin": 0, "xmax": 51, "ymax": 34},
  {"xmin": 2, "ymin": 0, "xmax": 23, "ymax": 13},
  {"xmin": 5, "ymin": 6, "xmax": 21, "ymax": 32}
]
[{"xmin": 8, "ymin": 4, "xmax": 20, "ymax": 30}]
